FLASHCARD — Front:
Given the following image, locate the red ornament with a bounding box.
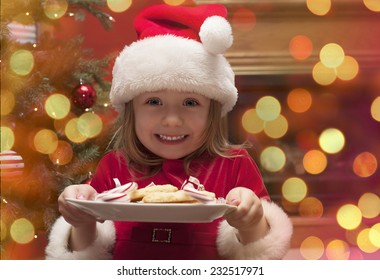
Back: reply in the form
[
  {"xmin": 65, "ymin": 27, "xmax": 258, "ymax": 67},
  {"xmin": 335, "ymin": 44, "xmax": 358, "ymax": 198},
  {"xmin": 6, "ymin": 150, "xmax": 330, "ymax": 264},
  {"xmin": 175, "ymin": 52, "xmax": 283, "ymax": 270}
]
[{"xmin": 71, "ymin": 83, "xmax": 97, "ymax": 109}]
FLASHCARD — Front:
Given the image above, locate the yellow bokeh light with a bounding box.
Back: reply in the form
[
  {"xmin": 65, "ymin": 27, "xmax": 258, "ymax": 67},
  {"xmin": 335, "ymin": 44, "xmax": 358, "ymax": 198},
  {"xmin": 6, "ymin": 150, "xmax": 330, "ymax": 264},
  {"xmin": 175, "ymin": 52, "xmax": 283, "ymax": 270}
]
[
  {"xmin": 264, "ymin": 114, "xmax": 288, "ymax": 139},
  {"xmin": 336, "ymin": 56, "xmax": 359, "ymax": 81},
  {"xmin": 300, "ymin": 236, "xmax": 325, "ymax": 260},
  {"xmin": 319, "ymin": 128, "xmax": 345, "ymax": 154},
  {"xmin": 357, "ymin": 228, "xmax": 379, "ymax": 253},
  {"xmin": 306, "ymin": 0, "xmax": 331, "ymax": 16},
  {"xmin": 1, "ymin": 219, "xmax": 7, "ymax": 241},
  {"xmin": 43, "ymin": 0, "xmax": 68, "ymax": 19},
  {"xmin": 370, "ymin": 96, "xmax": 380, "ymax": 122},
  {"xmin": 289, "ymin": 35, "xmax": 313, "ymax": 60},
  {"xmin": 33, "ymin": 129, "xmax": 58, "ymax": 154},
  {"xmin": 287, "ymin": 88, "xmax": 312, "ymax": 113},
  {"xmin": 10, "ymin": 218, "xmax": 35, "ymax": 244},
  {"xmin": 303, "ymin": 149, "xmax": 328, "ymax": 175},
  {"xmin": 282, "ymin": 177, "xmax": 308, "ymax": 203},
  {"xmin": 107, "ymin": 0, "xmax": 132, "ymax": 13},
  {"xmin": 49, "ymin": 140, "xmax": 73, "ymax": 166},
  {"xmin": 369, "ymin": 223, "xmax": 380, "ymax": 248},
  {"xmin": 320, "ymin": 43, "xmax": 345, "ymax": 68},
  {"xmin": 163, "ymin": 0, "xmax": 186, "ymax": 5},
  {"xmin": 312, "ymin": 61, "xmax": 337, "ymax": 85},
  {"xmin": 337, "ymin": 204, "xmax": 362, "ymax": 230},
  {"xmin": 260, "ymin": 146, "xmax": 286, "ymax": 172},
  {"xmin": 353, "ymin": 152, "xmax": 378, "ymax": 178},
  {"xmin": 358, "ymin": 193, "xmax": 380, "ymax": 219},
  {"xmin": 10, "ymin": 49, "xmax": 34, "ymax": 76},
  {"xmin": 299, "ymin": 197, "xmax": 324, "ymax": 218},
  {"xmin": 65, "ymin": 118, "xmax": 87, "ymax": 143},
  {"xmin": 242, "ymin": 108, "xmax": 265, "ymax": 134},
  {"xmin": 326, "ymin": 239, "xmax": 350, "ymax": 260},
  {"xmin": 256, "ymin": 96, "xmax": 281, "ymax": 121},
  {"xmin": 1, "ymin": 90, "xmax": 16, "ymax": 115},
  {"xmin": 45, "ymin": 93, "xmax": 71, "ymax": 120},
  {"xmin": 1, "ymin": 126, "xmax": 15, "ymax": 152},
  {"xmin": 363, "ymin": 0, "xmax": 380, "ymax": 12},
  {"xmin": 77, "ymin": 112, "xmax": 103, "ymax": 138}
]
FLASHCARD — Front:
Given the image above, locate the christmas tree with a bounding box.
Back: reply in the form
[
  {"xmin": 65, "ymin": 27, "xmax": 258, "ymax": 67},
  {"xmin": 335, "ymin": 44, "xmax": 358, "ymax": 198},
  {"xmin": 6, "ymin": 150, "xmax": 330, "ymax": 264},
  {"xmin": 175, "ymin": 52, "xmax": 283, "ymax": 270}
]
[{"xmin": 1, "ymin": 0, "xmax": 116, "ymax": 259}]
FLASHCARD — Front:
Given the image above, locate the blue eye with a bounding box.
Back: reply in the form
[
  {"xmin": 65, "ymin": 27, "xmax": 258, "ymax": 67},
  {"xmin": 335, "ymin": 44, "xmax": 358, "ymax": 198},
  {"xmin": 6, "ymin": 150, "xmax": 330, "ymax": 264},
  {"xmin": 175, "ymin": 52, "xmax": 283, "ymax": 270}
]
[
  {"xmin": 146, "ymin": 98, "xmax": 161, "ymax": 105},
  {"xmin": 184, "ymin": 98, "xmax": 199, "ymax": 106}
]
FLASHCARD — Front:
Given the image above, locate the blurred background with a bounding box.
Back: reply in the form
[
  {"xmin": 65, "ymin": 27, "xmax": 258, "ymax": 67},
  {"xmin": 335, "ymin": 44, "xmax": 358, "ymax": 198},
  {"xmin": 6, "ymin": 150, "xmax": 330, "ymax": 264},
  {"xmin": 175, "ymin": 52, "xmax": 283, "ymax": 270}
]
[{"xmin": 1, "ymin": 0, "xmax": 379, "ymax": 260}]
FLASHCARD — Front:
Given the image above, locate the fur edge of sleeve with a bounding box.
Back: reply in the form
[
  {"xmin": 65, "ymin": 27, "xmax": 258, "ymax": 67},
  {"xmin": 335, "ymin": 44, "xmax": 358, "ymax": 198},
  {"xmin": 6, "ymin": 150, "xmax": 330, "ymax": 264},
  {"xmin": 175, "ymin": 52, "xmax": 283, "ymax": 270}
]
[
  {"xmin": 216, "ymin": 199, "xmax": 293, "ymax": 259},
  {"xmin": 45, "ymin": 216, "xmax": 115, "ymax": 260}
]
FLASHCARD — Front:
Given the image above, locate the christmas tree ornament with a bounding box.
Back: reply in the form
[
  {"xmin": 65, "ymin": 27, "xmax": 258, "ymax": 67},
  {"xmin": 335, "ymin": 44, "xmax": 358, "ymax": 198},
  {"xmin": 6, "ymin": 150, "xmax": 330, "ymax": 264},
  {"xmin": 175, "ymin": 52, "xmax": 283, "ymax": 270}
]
[
  {"xmin": 71, "ymin": 83, "xmax": 97, "ymax": 109},
  {"xmin": 0, "ymin": 150, "xmax": 24, "ymax": 181}
]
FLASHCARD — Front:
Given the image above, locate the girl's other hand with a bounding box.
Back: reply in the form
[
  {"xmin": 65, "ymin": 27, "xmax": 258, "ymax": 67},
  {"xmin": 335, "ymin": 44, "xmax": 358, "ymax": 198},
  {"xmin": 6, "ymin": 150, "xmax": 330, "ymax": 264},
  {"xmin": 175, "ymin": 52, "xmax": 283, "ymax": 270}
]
[{"xmin": 224, "ymin": 187, "xmax": 269, "ymax": 244}]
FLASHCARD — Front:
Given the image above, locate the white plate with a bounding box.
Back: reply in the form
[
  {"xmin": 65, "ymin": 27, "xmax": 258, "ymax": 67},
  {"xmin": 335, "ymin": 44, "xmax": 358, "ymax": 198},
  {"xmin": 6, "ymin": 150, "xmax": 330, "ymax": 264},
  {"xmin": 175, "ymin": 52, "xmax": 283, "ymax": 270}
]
[{"xmin": 66, "ymin": 198, "xmax": 236, "ymax": 223}]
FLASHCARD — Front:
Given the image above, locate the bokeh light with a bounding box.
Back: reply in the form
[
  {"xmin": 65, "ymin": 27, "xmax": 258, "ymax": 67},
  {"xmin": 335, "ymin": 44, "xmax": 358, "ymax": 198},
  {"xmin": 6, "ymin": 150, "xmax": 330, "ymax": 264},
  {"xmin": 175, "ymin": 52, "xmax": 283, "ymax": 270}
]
[
  {"xmin": 77, "ymin": 112, "xmax": 103, "ymax": 138},
  {"xmin": 163, "ymin": 0, "xmax": 186, "ymax": 5},
  {"xmin": 33, "ymin": 129, "xmax": 58, "ymax": 154},
  {"xmin": 303, "ymin": 149, "xmax": 328, "ymax": 174},
  {"xmin": 107, "ymin": 0, "xmax": 132, "ymax": 13},
  {"xmin": 370, "ymin": 96, "xmax": 380, "ymax": 122},
  {"xmin": 242, "ymin": 108, "xmax": 265, "ymax": 134},
  {"xmin": 287, "ymin": 88, "xmax": 312, "ymax": 113},
  {"xmin": 296, "ymin": 129, "xmax": 319, "ymax": 150},
  {"xmin": 300, "ymin": 236, "xmax": 325, "ymax": 260},
  {"xmin": 326, "ymin": 239, "xmax": 350, "ymax": 260},
  {"xmin": 369, "ymin": 223, "xmax": 380, "ymax": 248},
  {"xmin": 337, "ymin": 204, "xmax": 362, "ymax": 230},
  {"xmin": 306, "ymin": 0, "xmax": 331, "ymax": 16},
  {"xmin": 358, "ymin": 193, "xmax": 380, "ymax": 219},
  {"xmin": 260, "ymin": 146, "xmax": 286, "ymax": 172},
  {"xmin": 319, "ymin": 128, "xmax": 345, "ymax": 154},
  {"xmin": 1, "ymin": 126, "xmax": 15, "ymax": 152},
  {"xmin": 231, "ymin": 8, "xmax": 256, "ymax": 32},
  {"xmin": 299, "ymin": 197, "xmax": 324, "ymax": 218},
  {"xmin": 48, "ymin": 140, "xmax": 73, "ymax": 166},
  {"xmin": 320, "ymin": 43, "xmax": 345, "ymax": 69},
  {"xmin": 1, "ymin": 90, "xmax": 16, "ymax": 115},
  {"xmin": 282, "ymin": 177, "xmax": 308, "ymax": 203},
  {"xmin": 263, "ymin": 114, "xmax": 288, "ymax": 139},
  {"xmin": 65, "ymin": 118, "xmax": 87, "ymax": 143},
  {"xmin": 353, "ymin": 152, "xmax": 378, "ymax": 177},
  {"xmin": 336, "ymin": 56, "xmax": 359, "ymax": 81},
  {"xmin": 10, "ymin": 218, "xmax": 35, "ymax": 244},
  {"xmin": 10, "ymin": 49, "xmax": 34, "ymax": 76},
  {"xmin": 45, "ymin": 93, "xmax": 71, "ymax": 120},
  {"xmin": 312, "ymin": 61, "xmax": 337, "ymax": 85},
  {"xmin": 357, "ymin": 228, "xmax": 379, "ymax": 253},
  {"xmin": 256, "ymin": 96, "xmax": 281, "ymax": 121},
  {"xmin": 289, "ymin": 35, "xmax": 313, "ymax": 60},
  {"xmin": 363, "ymin": 0, "xmax": 380, "ymax": 12},
  {"xmin": 43, "ymin": 0, "xmax": 68, "ymax": 19}
]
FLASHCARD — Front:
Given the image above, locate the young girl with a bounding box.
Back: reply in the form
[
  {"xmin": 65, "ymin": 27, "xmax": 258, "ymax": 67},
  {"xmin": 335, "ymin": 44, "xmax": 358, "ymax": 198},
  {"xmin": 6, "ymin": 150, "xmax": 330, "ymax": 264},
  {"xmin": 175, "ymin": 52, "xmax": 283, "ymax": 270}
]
[{"xmin": 45, "ymin": 4, "xmax": 292, "ymax": 260}]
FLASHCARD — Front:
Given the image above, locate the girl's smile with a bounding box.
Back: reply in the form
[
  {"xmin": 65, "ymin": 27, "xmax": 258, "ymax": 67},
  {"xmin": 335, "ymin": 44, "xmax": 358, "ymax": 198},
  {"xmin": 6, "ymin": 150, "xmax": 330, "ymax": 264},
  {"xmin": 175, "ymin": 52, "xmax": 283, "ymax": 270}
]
[{"xmin": 133, "ymin": 90, "xmax": 210, "ymax": 159}]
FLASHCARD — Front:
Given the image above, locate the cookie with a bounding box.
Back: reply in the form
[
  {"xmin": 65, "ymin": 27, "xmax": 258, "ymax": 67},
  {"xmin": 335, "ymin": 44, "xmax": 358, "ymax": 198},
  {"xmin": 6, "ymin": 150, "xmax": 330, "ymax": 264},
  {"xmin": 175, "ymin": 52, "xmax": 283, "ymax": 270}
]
[
  {"xmin": 130, "ymin": 184, "xmax": 178, "ymax": 202},
  {"xmin": 142, "ymin": 190, "xmax": 197, "ymax": 203}
]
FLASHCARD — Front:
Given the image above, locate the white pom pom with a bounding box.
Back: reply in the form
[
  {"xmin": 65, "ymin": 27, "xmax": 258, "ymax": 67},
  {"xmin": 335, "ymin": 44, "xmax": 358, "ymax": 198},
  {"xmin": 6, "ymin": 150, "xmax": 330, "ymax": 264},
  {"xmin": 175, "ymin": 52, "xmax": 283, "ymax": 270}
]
[{"xmin": 199, "ymin": 16, "xmax": 233, "ymax": 55}]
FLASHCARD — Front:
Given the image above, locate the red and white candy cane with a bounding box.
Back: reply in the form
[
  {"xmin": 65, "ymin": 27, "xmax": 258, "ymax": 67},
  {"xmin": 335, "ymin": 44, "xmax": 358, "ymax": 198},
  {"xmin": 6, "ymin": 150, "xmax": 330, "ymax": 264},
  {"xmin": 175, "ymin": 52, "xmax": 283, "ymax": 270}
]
[
  {"xmin": 181, "ymin": 176, "xmax": 215, "ymax": 204},
  {"xmin": 95, "ymin": 179, "xmax": 138, "ymax": 202}
]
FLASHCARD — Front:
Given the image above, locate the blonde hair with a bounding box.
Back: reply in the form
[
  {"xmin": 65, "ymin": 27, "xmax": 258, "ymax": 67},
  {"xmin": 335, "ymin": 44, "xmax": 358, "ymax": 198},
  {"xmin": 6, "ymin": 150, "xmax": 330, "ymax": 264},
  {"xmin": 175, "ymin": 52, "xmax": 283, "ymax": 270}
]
[{"xmin": 111, "ymin": 99, "xmax": 245, "ymax": 178}]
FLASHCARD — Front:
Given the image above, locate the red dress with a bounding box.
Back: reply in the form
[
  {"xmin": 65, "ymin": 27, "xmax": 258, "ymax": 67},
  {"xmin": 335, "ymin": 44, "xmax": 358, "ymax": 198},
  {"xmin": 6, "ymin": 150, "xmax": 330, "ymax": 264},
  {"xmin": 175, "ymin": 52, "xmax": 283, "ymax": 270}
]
[{"xmin": 90, "ymin": 148, "xmax": 269, "ymax": 259}]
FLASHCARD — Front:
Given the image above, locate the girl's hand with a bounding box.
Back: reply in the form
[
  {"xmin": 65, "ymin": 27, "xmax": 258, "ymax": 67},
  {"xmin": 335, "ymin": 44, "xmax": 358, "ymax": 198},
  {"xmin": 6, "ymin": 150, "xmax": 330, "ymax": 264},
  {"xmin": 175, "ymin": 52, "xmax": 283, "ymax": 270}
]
[
  {"xmin": 224, "ymin": 187, "xmax": 269, "ymax": 244},
  {"xmin": 58, "ymin": 184, "xmax": 99, "ymax": 228}
]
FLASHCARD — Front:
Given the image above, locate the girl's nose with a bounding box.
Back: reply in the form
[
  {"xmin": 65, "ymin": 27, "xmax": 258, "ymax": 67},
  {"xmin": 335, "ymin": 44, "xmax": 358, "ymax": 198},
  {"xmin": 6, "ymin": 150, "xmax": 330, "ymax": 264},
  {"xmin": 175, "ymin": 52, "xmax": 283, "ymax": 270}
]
[{"xmin": 162, "ymin": 110, "xmax": 183, "ymax": 127}]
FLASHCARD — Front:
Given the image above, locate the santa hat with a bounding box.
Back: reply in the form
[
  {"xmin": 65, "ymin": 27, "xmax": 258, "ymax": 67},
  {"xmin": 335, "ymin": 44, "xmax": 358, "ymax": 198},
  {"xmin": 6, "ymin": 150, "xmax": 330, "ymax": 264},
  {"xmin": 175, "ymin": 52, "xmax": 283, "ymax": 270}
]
[{"xmin": 110, "ymin": 4, "xmax": 238, "ymax": 116}]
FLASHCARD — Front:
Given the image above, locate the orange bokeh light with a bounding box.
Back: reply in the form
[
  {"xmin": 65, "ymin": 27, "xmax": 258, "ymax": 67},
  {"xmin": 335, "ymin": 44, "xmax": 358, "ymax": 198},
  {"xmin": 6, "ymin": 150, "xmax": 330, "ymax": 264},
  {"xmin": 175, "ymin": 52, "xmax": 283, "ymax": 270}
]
[{"xmin": 289, "ymin": 35, "xmax": 313, "ymax": 60}]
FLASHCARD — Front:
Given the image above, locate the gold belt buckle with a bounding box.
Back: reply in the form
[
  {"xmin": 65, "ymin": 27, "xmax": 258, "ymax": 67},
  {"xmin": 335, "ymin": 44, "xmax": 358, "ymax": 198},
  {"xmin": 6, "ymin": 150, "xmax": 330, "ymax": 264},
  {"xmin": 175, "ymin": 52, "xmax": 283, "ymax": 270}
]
[{"xmin": 152, "ymin": 228, "xmax": 172, "ymax": 243}]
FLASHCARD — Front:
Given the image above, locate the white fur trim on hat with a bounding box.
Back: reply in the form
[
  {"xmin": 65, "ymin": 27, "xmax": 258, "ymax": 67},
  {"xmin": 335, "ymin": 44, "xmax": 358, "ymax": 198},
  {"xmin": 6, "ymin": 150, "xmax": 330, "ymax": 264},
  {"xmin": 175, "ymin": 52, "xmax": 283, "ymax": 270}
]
[
  {"xmin": 110, "ymin": 35, "xmax": 238, "ymax": 116},
  {"xmin": 200, "ymin": 16, "xmax": 233, "ymax": 54},
  {"xmin": 45, "ymin": 216, "xmax": 115, "ymax": 260},
  {"xmin": 216, "ymin": 199, "xmax": 293, "ymax": 259}
]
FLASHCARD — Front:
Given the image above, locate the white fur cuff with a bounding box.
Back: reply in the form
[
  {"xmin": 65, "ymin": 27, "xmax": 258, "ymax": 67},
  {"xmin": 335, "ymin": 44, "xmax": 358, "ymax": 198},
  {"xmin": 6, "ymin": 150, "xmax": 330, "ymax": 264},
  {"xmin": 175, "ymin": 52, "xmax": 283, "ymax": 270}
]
[
  {"xmin": 45, "ymin": 216, "xmax": 116, "ymax": 260},
  {"xmin": 217, "ymin": 200, "xmax": 293, "ymax": 259}
]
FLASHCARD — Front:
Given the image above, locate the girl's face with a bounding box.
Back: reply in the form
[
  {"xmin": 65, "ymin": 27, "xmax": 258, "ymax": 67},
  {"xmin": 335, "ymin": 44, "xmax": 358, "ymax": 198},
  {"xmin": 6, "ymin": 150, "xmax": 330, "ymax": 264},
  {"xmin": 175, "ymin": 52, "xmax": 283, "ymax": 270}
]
[{"xmin": 132, "ymin": 90, "xmax": 211, "ymax": 160}]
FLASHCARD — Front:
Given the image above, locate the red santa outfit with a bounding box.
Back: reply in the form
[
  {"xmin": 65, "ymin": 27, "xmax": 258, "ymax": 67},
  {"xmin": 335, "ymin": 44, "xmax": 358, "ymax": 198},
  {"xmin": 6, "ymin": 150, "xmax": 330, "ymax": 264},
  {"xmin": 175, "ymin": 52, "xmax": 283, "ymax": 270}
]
[
  {"xmin": 45, "ymin": 4, "xmax": 293, "ymax": 259},
  {"xmin": 46, "ymin": 149, "xmax": 292, "ymax": 259}
]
